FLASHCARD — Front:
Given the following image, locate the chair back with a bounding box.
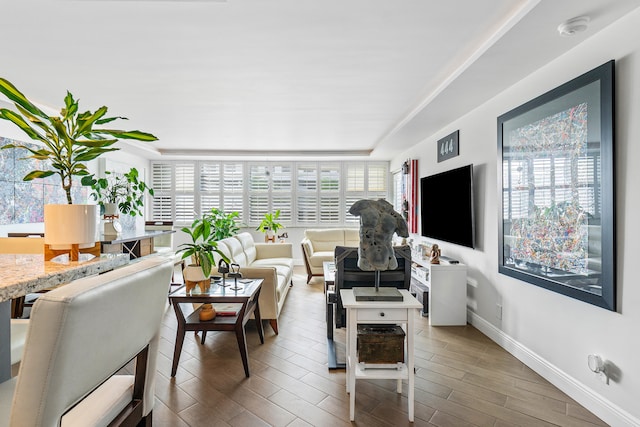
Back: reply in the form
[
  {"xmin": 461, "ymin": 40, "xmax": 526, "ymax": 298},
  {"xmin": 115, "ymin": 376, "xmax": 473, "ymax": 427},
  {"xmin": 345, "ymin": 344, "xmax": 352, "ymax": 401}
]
[
  {"xmin": 0, "ymin": 237, "xmax": 44, "ymax": 254},
  {"xmin": 9, "ymin": 256, "xmax": 173, "ymax": 427},
  {"xmin": 333, "ymin": 245, "xmax": 411, "ymax": 328}
]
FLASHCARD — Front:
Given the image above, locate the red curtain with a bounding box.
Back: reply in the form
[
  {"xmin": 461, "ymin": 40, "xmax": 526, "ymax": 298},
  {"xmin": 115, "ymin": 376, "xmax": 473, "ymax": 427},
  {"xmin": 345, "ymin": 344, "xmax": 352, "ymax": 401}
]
[{"xmin": 402, "ymin": 159, "xmax": 419, "ymax": 234}]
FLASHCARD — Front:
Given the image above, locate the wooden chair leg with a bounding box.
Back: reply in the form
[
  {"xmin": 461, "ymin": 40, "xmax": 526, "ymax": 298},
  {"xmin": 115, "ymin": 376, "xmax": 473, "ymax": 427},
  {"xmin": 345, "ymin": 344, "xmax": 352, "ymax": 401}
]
[
  {"xmin": 11, "ymin": 297, "xmax": 25, "ymax": 319},
  {"xmin": 269, "ymin": 319, "xmax": 279, "ymax": 335}
]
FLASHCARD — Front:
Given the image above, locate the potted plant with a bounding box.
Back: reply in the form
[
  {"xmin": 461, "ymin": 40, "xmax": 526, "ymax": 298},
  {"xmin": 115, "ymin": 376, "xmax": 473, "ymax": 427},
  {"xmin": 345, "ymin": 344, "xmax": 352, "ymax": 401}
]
[
  {"xmin": 81, "ymin": 168, "xmax": 154, "ymax": 235},
  {"xmin": 256, "ymin": 210, "xmax": 283, "ymax": 243},
  {"xmin": 177, "ymin": 217, "xmax": 230, "ymax": 291},
  {"xmin": 177, "ymin": 217, "xmax": 231, "ymax": 320},
  {"xmin": 0, "ymin": 78, "xmax": 157, "ymax": 256},
  {"xmin": 205, "ymin": 208, "xmax": 240, "ymax": 240}
]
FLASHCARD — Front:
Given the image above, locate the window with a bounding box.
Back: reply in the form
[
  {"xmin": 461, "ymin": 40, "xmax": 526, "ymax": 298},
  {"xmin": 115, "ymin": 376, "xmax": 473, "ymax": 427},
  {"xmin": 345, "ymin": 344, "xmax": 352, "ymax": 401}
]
[{"xmin": 150, "ymin": 160, "xmax": 389, "ymax": 226}]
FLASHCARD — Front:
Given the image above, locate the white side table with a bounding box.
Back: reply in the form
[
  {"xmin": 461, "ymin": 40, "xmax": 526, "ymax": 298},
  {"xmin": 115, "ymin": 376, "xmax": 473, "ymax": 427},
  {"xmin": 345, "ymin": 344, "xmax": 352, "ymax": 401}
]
[{"xmin": 340, "ymin": 289, "xmax": 422, "ymax": 421}]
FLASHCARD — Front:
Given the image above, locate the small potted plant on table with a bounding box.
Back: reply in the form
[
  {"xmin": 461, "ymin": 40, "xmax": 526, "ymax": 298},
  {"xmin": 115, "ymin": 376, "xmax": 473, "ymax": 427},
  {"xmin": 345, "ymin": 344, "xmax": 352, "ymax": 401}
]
[{"xmin": 256, "ymin": 210, "xmax": 284, "ymax": 243}]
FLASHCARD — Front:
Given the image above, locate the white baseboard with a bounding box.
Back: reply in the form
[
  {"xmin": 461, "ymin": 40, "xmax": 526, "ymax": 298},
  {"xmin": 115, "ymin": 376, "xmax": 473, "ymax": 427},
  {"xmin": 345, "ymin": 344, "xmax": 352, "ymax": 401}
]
[{"xmin": 468, "ymin": 311, "xmax": 640, "ymax": 427}]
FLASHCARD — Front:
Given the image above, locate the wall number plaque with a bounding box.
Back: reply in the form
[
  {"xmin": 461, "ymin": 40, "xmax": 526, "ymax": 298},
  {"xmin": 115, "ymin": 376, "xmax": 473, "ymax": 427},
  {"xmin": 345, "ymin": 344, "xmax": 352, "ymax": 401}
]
[{"xmin": 437, "ymin": 130, "xmax": 459, "ymax": 162}]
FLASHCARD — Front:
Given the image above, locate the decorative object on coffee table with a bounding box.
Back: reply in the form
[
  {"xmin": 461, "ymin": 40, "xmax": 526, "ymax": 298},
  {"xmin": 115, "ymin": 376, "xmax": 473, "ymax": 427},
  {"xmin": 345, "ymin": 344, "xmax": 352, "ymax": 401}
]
[{"xmin": 348, "ymin": 199, "xmax": 409, "ymax": 301}]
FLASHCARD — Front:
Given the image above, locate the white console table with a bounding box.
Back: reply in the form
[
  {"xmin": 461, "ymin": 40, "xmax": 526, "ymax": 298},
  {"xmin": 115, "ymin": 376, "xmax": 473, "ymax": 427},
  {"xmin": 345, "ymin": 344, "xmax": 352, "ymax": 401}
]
[
  {"xmin": 340, "ymin": 289, "xmax": 422, "ymax": 421},
  {"xmin": 411, "ymin": 257, "xmax": 468, "ymax": 326}
]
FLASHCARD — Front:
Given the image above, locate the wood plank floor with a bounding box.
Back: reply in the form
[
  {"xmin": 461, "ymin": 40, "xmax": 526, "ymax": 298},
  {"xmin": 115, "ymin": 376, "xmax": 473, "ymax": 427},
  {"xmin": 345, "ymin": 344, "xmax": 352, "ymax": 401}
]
[{"xmin": 153, "ymin": 267, "xmax": 608, "ymax": 426}]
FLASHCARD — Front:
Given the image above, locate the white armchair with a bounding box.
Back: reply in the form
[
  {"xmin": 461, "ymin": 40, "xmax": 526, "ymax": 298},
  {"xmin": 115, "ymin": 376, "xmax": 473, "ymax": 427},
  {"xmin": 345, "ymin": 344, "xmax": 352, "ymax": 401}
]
[{"xmin": 0, "ymin": 256, "xmax": 173, "ymax": 427}]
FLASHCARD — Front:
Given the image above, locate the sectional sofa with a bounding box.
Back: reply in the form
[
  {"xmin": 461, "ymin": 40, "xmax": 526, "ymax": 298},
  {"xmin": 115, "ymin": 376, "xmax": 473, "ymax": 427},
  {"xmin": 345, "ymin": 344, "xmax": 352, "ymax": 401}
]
[{"xmin": 213, "ymin": 232, "xmax": 293, "ymax": 334}]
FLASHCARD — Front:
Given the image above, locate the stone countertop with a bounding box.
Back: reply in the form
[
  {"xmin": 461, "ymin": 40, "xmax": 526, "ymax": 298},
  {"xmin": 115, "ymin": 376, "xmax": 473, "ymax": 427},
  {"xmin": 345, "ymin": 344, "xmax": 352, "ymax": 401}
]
[
  {"xmin": 99, "ymin": 229, "xmax": 174, "ymax": 244},
  {"xmin": 0, "ymin": 253, "xmax": 130, "ymax": 303}
]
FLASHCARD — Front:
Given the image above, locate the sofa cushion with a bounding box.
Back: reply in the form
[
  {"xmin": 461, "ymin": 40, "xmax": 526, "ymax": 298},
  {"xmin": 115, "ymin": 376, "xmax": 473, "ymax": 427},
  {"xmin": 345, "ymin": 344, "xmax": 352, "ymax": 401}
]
[
  {"xmin": 304, "ymin": 229, "xmax": 347, "ymax": 252},
  {"xmin": 235, "ymin": 233, "xmax": 257, "ymax": 265},
  {"xmin": 344, "ymin": 229, "xmax": 360, "ymax": 247},
  {"xmin": 223, "ymin": 237, "xmax": 249, "ymax": 267},
  {"xmin": 251, "ymin": 257, "xmax": 294, "ymax": 271},
  {"xmin": 309, "ymin": 251, "xmax": 334, "ymax": 268}
]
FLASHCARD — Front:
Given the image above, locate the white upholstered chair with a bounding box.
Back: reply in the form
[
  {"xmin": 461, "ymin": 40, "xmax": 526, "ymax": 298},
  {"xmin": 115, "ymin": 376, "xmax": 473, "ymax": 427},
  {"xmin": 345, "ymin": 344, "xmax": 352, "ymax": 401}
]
[
  {"xmin": 0, "ymin": 256, "xmax": 173, "ymax": 427},
  {"xmin": 0, "ymin": 237, "xmax": 45, "ymax": 365}
]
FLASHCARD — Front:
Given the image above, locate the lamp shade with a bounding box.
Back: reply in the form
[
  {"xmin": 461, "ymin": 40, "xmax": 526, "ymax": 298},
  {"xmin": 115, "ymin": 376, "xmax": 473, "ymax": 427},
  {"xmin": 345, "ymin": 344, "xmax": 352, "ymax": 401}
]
[{"xmin": 44, "ymin": 204, "xmax": 98, "ymax": 247}]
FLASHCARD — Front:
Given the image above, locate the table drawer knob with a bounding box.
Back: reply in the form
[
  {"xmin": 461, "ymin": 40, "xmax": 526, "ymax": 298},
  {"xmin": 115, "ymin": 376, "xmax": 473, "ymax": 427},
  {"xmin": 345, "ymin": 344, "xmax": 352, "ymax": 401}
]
[{"xmin": 379, "ymin": 312, "xmax": 385, "ymax": 317}]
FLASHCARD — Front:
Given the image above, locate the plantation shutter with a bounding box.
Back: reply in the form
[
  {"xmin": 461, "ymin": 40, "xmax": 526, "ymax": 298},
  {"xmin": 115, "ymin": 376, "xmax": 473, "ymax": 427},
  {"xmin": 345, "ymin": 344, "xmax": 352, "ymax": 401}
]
[
  {"xmin": 345, "ymin": 163, "xmax": 365, "ymax": 224},
  {"xmin": 150, "ymin": 162, "xmax": 173, "ymax": 221},
  {"xmin": 200, "ymin": 162, "xmax": 221, "ymax": 214},
  {"xmin": 297, "ymin": 164, "xmax": 318, "ymax": 224},
  {"xmin": 271, "ymin": 164, "xmax": 292, "ymax": 223},
  {"xmin": 222, "ymin": 163, "xmax": 244, "ymax": 219},
  {"xmin": 249, "ymin": 164, "xmax": 269, "ymax": 223},
  {"xmin": 319, "ymin": 164, "xmax": 340, "ymax": 224},
  {"xmin": 174, "ymin": 162, "xmax": 195, "ymax": 223}
]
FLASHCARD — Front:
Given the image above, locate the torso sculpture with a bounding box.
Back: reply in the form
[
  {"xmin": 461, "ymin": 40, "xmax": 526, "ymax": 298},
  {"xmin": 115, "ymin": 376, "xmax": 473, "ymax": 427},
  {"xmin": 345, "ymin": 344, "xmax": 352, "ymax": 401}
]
[{"xmin": 349, "ymin": 199, "xmax": 409, "ymax": 271}]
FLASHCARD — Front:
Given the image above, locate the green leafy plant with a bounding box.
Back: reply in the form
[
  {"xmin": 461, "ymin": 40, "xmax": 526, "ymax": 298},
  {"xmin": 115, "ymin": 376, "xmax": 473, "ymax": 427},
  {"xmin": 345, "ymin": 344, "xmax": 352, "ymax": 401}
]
[
  {"xmin": 176, "ymin": 217, "xmax": 230, "ymax": 277},
  {"xmin": 81, "ymin": 168, "xmax": 154, "ymax": 217},
  {"xmin": 0, "ymin": 78, "xmax": 157, "ymax": 204},
  {"xmin": 256, "ymin": 210, "xmax": 283, "ymax": 234},
  {"xmin": 205, "ymin": 208, "xmax": 240, "ymax": 240}
]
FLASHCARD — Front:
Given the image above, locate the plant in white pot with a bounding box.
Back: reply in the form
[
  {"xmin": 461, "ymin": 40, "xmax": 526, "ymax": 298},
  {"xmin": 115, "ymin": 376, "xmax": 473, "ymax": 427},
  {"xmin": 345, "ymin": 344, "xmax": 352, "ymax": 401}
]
[
  {"xmin": 177, "ymin": 217, "xmax": 231, "ymax": 320},
  {"xmin": 256, "ymin": 210, "xmax": 283, "ymax": 243},
  {"xmin": 81, "ymin": 168, "xmax": 154, "ymax": 235},
  {"xmin": 0, "ymin": 78, "xmax": 157, "ymax": 259}
]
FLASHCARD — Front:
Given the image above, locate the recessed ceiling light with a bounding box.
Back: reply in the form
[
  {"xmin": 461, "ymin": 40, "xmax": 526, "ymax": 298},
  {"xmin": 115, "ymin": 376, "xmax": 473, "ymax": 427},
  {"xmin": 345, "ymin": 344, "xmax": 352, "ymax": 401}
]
[{"xmin": 557, "ymin": 16, "xmax": 590, "ymax": 37}]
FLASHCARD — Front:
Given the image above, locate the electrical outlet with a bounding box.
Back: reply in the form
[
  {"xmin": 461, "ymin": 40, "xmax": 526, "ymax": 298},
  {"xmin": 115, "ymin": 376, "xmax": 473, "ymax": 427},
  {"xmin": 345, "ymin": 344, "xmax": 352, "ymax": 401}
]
[
  {"xmin": 496, "ymin": 304, "xmax": 502, "ymax": 320},
  {"xmin": 600, "ymin": 372, "xmax": 609, "ymax": 384}
]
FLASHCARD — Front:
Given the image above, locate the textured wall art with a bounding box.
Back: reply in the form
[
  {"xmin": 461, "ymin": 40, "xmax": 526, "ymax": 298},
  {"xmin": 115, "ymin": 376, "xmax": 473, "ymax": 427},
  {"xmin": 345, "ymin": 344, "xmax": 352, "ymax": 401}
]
[
  {"xmin": 498, "ymin": 61, "xmax": 615, "ymax": 311},
  {"xmin": 0, "ymin": 137, "xmax": 87, "ymax": 225}
]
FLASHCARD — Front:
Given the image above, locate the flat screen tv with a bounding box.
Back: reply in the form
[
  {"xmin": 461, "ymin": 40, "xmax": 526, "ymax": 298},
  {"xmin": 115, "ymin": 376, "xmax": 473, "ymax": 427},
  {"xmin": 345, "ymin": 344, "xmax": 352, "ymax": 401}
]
[{"xmin": 420, "ymin": 164, "xmax": 475, "ymax": 248}]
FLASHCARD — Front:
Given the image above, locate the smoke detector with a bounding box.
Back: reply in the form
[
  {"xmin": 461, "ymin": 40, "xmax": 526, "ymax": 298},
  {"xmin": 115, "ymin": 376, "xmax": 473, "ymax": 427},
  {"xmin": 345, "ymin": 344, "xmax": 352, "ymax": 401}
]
[{"xmin": 558, "ymin": 16, "xmax": 590, "ymax": 37}]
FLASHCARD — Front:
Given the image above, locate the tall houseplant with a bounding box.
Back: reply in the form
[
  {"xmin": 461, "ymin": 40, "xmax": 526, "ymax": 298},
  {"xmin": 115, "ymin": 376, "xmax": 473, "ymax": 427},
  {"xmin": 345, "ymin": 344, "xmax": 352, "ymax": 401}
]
[
  {"xmin": 0, "ymin": 78, "xmax": 157, "ymax": 204},
  {"xmin": 0, "ymin": 78, "xmax": 157, "ymax": 257}
]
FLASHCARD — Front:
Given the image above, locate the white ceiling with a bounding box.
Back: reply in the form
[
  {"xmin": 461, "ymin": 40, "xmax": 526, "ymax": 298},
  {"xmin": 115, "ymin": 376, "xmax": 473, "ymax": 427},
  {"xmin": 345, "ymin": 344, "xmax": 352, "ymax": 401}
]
[{"xmin": 2, "ymin": 0, "xmax": 639, "ymax": 160}]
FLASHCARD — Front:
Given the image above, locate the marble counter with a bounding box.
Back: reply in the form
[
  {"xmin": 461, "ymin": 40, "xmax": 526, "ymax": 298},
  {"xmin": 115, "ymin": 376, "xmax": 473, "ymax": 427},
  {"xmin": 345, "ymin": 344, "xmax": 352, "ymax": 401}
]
[{"xmin": 0, "ymin": 253, "xmax": 130, "ymax": 303}]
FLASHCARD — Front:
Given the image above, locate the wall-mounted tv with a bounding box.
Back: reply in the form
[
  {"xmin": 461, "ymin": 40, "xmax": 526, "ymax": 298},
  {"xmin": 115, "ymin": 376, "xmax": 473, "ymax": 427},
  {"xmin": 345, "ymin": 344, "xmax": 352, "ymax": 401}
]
[{"xmin": 420, "ymin": 164, "xmax": 475, "ymax": 248}]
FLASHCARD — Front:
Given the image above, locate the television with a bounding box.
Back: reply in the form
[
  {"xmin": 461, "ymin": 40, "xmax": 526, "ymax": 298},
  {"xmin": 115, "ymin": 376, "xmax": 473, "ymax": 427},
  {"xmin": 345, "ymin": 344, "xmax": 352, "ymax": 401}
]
[{"xmin": 420, "ymin": 164, "xmax": 475, "ymax": 248}]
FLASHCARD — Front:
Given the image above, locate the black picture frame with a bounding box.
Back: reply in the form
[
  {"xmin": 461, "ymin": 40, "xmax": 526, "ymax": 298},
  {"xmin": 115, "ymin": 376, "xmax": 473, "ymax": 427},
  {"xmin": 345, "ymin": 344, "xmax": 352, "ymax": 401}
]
[{"xmin": 497, "ymin": 60, "xmax": 615, "ymax": 311}]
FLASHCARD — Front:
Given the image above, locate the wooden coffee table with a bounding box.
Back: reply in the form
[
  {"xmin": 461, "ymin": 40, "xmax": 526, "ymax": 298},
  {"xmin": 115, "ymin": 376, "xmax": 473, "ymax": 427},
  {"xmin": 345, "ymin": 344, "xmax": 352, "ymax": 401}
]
[{"xmin": 169, "ymin": 278, "xmax": 264, "ymax": 377}]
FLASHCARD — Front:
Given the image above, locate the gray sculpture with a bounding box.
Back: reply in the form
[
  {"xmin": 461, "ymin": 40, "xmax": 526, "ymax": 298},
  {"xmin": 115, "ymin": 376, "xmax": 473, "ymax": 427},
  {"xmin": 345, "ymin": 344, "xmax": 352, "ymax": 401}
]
[{"xmin": 349, "ymin": 199, "xmax": 409, "ymax": 271}]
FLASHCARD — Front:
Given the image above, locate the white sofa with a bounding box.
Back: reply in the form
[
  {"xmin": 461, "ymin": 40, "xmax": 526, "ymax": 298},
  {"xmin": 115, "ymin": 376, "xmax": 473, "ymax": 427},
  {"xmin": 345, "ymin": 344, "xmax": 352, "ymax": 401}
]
[
  {"xmin": 214, "ymin": 232, "xmax": 293, "ymax": 335},
  {"xmin": 301, "ymin": 228, "xmax": 359, "ymax": 283}
]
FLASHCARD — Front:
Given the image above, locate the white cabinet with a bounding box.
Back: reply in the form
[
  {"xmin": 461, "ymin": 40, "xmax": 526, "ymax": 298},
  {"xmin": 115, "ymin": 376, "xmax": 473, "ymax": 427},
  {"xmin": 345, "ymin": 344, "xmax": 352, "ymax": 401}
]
[
  {"xmin": 411, "ymin": 256, "xmax": 467, "ymax": 326},
  {"xmin": 340, "ymin": 289, "xmax": 422, "ymax": 422}
]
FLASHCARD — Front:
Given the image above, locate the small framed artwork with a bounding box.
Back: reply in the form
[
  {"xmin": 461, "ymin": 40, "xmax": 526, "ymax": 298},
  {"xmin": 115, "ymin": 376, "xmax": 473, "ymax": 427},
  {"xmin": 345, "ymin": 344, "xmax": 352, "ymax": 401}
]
[
  {"xmin": 498, "ymin": 60, "xmax": 615, "ymax": 311},
  {"xmin": 437, "ymin": 130, "xmax": 459, "ymax": 162}
]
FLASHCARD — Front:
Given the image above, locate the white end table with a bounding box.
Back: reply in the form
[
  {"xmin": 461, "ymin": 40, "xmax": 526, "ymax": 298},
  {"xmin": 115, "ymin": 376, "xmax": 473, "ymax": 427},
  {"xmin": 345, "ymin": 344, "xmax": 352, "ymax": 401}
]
[{"xmin": 340, "ymin": 289, "xmax": 422, "ymax": 421}]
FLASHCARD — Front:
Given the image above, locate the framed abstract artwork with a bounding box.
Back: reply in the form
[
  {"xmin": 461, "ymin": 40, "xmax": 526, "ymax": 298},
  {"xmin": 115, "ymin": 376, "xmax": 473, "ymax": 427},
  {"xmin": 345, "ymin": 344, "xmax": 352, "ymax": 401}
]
[{"xmin": 498, "ymin": 61, "xmax": 615, "ymax": 311}]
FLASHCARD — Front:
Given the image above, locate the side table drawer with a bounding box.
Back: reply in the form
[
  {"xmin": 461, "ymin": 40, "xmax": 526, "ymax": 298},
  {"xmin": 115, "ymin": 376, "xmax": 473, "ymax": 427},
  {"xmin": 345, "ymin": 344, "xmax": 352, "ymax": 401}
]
[{"xmin": 357, "ymin": 308, "xmax": 407, "ymax": 322}]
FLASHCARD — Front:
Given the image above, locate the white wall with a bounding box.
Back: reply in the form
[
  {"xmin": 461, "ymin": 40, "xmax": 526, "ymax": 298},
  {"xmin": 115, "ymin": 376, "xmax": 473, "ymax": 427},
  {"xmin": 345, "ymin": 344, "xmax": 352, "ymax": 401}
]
[{"xmin": 391, "ymin": 9, "xmax": 640, "ymax": 426}]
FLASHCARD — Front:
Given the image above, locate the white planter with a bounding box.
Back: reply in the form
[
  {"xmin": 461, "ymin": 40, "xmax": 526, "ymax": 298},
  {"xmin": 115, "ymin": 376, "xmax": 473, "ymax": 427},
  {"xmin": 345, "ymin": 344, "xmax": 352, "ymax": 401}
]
[
  {"xmin": 103, "ymin": 221, "xmax": 120, "ymax": 237},
  {"xmin": 183, "ymin": 264, "xmax": 208, "ymax": 282},
  {"xmin": 44, "ymin": 204, "xmax": 98, "ymax": 248},
  {"xmin": 103, "ymin": 202, "xmax": 119, "ymax": 217}
]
